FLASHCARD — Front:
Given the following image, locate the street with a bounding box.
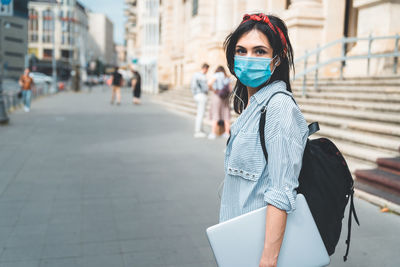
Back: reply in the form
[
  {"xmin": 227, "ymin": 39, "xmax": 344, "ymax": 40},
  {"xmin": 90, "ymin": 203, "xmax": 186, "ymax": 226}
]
[{"xmin": 0, "ymin": 87, "xmax": 399, "ymax": 267}]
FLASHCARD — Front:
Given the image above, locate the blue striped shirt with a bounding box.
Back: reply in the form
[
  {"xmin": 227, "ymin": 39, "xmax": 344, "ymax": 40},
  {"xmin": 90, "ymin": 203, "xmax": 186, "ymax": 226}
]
[{"xmin": 219, "ymin": 80, "xmax": 309, "ymax": 223}]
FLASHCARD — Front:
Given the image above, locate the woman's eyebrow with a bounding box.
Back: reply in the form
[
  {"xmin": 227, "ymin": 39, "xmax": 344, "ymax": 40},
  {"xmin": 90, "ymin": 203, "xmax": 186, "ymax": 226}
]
[{"xmin": 253, "ymin": 45, "xmax": 269, "ymax": 50}]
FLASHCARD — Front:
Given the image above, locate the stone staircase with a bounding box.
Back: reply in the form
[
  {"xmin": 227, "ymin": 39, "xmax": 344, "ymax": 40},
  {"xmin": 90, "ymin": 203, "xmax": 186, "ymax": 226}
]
[{"xmin": 151, "ymin": 76, "xmax": 400, "ymax": 205}]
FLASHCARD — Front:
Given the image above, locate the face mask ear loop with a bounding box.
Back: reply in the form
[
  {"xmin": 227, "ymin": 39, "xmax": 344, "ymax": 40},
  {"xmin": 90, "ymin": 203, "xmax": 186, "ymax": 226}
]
[{"xmin": 230, "ymin": 84, "xmax": 246, "ymax": 111}]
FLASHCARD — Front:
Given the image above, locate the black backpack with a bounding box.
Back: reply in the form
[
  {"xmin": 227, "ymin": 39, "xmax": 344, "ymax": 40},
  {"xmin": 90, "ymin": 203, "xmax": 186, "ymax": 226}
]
[{"xmin": 258, "ymin": 91, "xmax": 360, "ymax": 261}]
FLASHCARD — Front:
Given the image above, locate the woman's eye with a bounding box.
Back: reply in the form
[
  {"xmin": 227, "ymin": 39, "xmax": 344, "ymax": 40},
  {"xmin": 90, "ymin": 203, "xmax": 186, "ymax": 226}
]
[
  {"xmin": 235, "ymin": 48, "xmax": 246, "ymax": 55},
  {"xmin": 255, "ymin": 49, "xmax": 267, "ymax": 55}
]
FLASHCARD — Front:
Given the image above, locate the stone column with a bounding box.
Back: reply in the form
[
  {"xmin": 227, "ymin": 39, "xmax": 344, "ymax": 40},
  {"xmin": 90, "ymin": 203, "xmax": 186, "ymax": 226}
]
[
  {"xmin": 345, "ymin": 0, "xmax": 400, "ymax": 76},
  {"xmin": 245, "ymin": 0, "xmax": 269, "ymax": 14},
  {"xmin": 320, "ymin": 0, "xmax": 346, "ymax": 77},
  {"xmin": 206, "ymin": 0, "xmax": 234, "ymax": 73},
  {"xmin": 283, "ymin": 0, "xmax": 325, "ymax": 61},
  {"xmin": 266, "ymin": 0, "xmax": 286, "ymax": 15}
]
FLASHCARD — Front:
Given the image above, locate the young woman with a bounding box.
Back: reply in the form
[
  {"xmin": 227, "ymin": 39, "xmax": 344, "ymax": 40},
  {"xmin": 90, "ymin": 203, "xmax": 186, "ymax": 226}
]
[
  {"xmin": 219, "ymin": 14, "xmax": 309, "ymax": 267},
  {"xmin": 131, "ymin": 70, "xmax": 142, "ymax": 105},
  {"xmin": 208, "ymin": 66, "xmax": 231, "ymax": 139}
]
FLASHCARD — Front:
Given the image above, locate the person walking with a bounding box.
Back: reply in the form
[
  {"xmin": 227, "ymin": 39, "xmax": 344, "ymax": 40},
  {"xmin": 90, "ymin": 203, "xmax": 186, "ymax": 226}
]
[
  {"xmin": 110, "ymin": 67, "xmax": 123, "ymax": 105},
  {"xmin": 18, "ymin": 68, "xmax": 34, "ymax": 112},
  {"xmin": 131, "ymin": 70, "xmax": 141, "ymax": 105},
  {"xmin": 219, "ymin": 13, "xmax": 309, "ymax": 267},
  {"xmin": 190, "ymin": 63, "xmax": 209, "ymax": 138},
  {"xmin": 208, "ymin": 66, "xmax": 231, "ymax": 139}
]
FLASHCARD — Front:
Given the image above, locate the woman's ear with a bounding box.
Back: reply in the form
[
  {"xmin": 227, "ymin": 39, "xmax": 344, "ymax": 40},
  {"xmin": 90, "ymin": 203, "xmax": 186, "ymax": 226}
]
[{"xmin": 274, "ymin": 57, "xmax": 281, "ymax": 67}]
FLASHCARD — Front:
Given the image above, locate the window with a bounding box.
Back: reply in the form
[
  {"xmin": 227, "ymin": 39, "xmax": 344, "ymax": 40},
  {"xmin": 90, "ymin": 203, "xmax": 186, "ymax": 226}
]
[
  {"xmin": 192, "ymin": 0, "xmax": 198, "ymax": 16},
  {"xmin": 61, "ymin": 49, "xmax": 73, "ymax": 59},
  {"xmin": 42, "ymin": 10, "xmax": 54, "ymax": 43},
  {"xmin": 29, "ymin": 9, "xmax": 39, "ymax": 42},
  {"xmin": 43, "ymin": 49, "xmax": 53, "ymax": 59}
]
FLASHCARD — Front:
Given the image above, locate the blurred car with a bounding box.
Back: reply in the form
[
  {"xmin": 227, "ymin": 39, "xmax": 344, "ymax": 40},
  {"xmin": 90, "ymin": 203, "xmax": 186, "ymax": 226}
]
[{"xmin": 29, "ymin": 72, "xmax": 52, "ymax": 84}]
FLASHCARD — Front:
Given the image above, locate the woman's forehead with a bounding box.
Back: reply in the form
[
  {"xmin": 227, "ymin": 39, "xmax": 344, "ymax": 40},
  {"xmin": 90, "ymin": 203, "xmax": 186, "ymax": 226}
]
[{"xmin": 236, "ymin": 29, "xmax": 271, "ymax": 48}]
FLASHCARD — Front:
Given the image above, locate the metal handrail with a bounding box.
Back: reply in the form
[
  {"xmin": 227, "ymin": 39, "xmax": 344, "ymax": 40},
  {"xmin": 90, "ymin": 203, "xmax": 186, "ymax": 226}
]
[{"xmin": 293, "ymin": 34, "xmax": 400, "ymax": 96}]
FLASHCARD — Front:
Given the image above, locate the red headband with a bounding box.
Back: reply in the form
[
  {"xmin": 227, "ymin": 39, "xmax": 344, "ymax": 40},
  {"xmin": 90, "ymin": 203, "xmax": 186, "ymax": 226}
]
[{"xmin": 241, "ymin": 13, "xmax": 287, "ymax": 54}]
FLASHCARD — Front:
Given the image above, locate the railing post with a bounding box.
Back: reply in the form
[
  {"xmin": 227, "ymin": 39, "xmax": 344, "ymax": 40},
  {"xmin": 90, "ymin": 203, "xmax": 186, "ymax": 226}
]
[
  {"xmin": 394, "ymin": 33, "xmax": 399, "ymax": 74},
  {"xmin": 302, "ymin": 50, "xmax": 308, "ymax": 97},
  {"xmin": 314, "ymin": 44, "xmax": 320, "ymax": 91},
  {"xmin": 340, "ymin": 39, "xmax": 345, "ymax": 80},
  {"xmin": 367, "ymin": 33, "xmax": 373, "ymax": 75}
]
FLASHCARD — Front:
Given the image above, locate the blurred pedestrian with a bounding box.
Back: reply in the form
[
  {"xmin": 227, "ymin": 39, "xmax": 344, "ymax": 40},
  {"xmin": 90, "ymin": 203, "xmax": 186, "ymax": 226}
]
[
  {"xmin": 131, "ymin": 70, "xmax": 142, "ymax": 105},
  {"xmin": 219, "ymin": 13, "xmax": 308, "ymax": 267},
  {"xmin": 18, "ymin": 68, "xmax": 34, "ymax": 112},
  {"xmin": 208, "ymin": 66, "xmax": 231, "ymax": 139},
  {"xmin": 110, "ymin": 67, "xmax": 123, "ymax": 105},
  {"xmin": 190, "ymin": 63, "xmax": 209, "ymax": 138}
]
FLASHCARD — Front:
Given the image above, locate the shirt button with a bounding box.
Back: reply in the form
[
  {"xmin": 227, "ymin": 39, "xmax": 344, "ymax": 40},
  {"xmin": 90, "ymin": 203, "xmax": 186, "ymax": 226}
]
[{"xmin": 240, "ymin": 170, "xmax": 243, "ymax": 174}]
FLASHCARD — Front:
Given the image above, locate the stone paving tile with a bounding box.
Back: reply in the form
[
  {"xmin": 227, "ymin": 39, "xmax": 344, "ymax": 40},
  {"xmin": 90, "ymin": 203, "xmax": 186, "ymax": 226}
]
[
  {"xmin": 82, "ymin": 241, "xmax": 121, "ymax": 257},
  {"xmin": 43, "ymin": 231, "xmax": 81, "ymax": 245},
  {"xmin": 122, "ymin": 251, "xmax": 164, "ymax": 267},
  {"xmin": 120, "ymin": 238, "xmax": 160, "ymax": 253},
  {"xmin": 0, "ymin": 260, "xmax": 40, "ymax": 267},
  {"xmin": 41, "ymin": 243, "xmax": 82, "ymax": 259},
  {"xmin": 82, "ymin": 254, "xmax": 125, "ymax": 267},
  {"xmin": 0, "ymin": 245, "xmax": 43, "ymax": 262},
  {"xmin": 39, "ymin": 258, "xmax": 82, "ymax": 267}
]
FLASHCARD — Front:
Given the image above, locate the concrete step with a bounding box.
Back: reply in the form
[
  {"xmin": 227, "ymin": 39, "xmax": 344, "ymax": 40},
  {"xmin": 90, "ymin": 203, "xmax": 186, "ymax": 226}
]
[
  {"xmin": 293, "ymin": 85, "xmax": 400, "ymax": 94},
  {"xmin": 316, "ymin": 125, "xmax": 400, "ymax": 153},
  {"xmin": 293, "ymin": 76, "xmax": 400, "ymax": 87},
  {"xmin": 311, "ymin": 133, "xmax": 397, "ymax": 164},
  {"xmin": 296, "ymin": 98, "xmax": 400, "ymax": 113},
  {"xmin": 299, "ymin": 104, "xmax": 400, "ymax": 124},
  {"xmin": 303, "ymin": 113, "xmax": 400, "ymax": 137},
  {"xmin": 377, "ymin": 157, "xmax": 400, "ymax": 172},
  {"xmin": 354, "ymin": 179, "xmax": 400, "ymax": 206},
  {"xmin": 293, "ymin": 91, "xmax": 400, "ymax": 103},
  {"xmin": 355, "ymin": 168, "xmax": 400, "ymax": 192}
]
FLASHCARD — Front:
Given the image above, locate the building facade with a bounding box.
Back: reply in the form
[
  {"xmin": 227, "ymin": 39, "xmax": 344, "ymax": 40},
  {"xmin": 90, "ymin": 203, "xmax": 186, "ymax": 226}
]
[
  {"xmin": 87, "ymin": 12, "xmax": 116, "ymax": 66},
  {"xmin": 125, "ymin": 0, "xmax": 159, "ymax": 93},
  {"xmin": 115, "ymin": 44, "xmax": 127, "ymax": 66},
  {"xmin": 27, "ymin": 0, "xmax": 89, "ymax": 79},
  {"xmin": 127, "ymin": 0, "xmax": 400, "ymax": 91},
  {"xmin": 124, "ymin": 0, "xmax": 138, "ymax": 66},
  {"xmin": 0, "ymin": 0, "xmax": 29, "ymax": 80}
]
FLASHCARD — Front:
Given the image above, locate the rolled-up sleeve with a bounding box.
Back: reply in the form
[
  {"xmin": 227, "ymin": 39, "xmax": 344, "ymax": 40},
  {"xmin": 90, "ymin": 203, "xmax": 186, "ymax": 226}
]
[{"xmin": 263, "ymin": 94, "xmax": 309, "ymax": 213}]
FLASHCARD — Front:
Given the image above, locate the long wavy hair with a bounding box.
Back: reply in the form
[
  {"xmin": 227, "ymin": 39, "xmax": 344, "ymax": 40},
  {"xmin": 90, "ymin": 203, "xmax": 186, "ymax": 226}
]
[{"xmin": 224, "ymin": 14, "xmax": 294, "ymax": 114}]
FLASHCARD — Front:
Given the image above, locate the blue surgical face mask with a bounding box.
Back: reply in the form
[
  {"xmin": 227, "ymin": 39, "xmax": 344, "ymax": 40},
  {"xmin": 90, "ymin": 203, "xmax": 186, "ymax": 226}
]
[{"xmin": 234, "ymin": 55, "xmax": 277, "ymax": 88}]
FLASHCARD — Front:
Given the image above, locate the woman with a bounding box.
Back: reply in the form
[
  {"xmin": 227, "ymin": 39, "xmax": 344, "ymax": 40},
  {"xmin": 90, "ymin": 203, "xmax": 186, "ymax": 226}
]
[
  {"xmin": 131, "ymin": 70, "xmax": 141, "ymax": 105},
  {"xmin": 219, "ymin": 14, "xmax": 309, "ymax": 267},
  {"xmin": 208, "ymin": 66, "xmax": 231, "ymax": 139}
]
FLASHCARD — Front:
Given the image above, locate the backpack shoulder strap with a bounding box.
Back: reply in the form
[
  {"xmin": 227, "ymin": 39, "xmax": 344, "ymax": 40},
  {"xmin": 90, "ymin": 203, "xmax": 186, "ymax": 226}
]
[{"xmin": 259, "ymin": 91, "xmax": 320, "ymax": 162}]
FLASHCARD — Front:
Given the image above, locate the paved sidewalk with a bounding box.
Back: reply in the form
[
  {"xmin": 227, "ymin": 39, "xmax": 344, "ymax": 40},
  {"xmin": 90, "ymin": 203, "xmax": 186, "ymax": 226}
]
[{"xmin": 0, "ymin": 87, "xmax": 399, "ymax": 267}]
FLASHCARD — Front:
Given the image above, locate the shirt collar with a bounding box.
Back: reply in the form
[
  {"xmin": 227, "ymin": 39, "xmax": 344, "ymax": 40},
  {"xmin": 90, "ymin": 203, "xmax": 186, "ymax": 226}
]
[{"xmin": 251, "ymin": 80, "xmax": 287, "ymax": 106}]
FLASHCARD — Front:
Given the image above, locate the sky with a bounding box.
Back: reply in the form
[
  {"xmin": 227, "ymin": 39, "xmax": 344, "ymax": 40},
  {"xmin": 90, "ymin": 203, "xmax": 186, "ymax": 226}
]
[{"xmin": 79, "ymin": 0, "xmax": 125, "ymax": 45}]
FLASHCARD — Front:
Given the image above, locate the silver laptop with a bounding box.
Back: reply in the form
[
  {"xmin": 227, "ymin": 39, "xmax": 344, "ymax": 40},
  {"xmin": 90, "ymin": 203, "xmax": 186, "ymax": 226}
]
[{"xmin": 206, "ymin": 194, "xmax": 330, "ymax": 267}]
